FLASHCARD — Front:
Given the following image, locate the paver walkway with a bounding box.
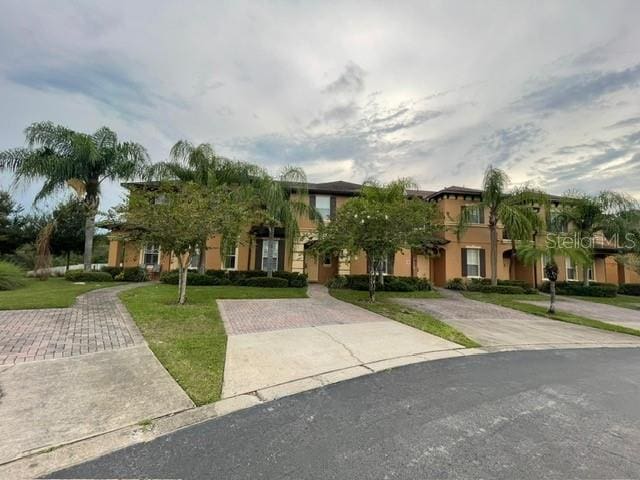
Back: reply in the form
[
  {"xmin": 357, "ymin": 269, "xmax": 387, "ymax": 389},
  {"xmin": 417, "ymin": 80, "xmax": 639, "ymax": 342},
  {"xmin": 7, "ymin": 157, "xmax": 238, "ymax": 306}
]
[
  {"xmin": 396, "ymin": 292, "xmax": 640, "ymax": 349},
  {"xmin": 524, "ymin": 297, "xmax": 640, "ymax": 330},
  {"xmin": 219, "ymin": 285, "xmax": 461, "ymax": 398},
  {"xmin": 0, "ymin": 284, "xmax": 193, "ymax": 465},
  {"xmin": 0, "ymin": 284, "xmax": 144, "ymax": 365}
]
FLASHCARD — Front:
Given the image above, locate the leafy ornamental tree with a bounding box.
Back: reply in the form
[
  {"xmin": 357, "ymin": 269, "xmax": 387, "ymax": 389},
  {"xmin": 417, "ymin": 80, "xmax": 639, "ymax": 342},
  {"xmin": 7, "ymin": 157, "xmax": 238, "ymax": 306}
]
[
  {"xmin": 0, "ymin": 122, "xmax": 149, "ymax": 272},
  {"xmin": 148, "ymin": 141, "xmax": 265, "ymax": 273},
  {"xmin": 255, "ymin": 167, "xmax": 320, "ymax": 278},
  {"xmin": 313, "ymin": 179, "xmax": 443, "ymax": 302},
  {"xmin": 553, "ymin": 191, "xmax": 638, "ymax": 286},
  {"xmin": 455, "ymin": 166, "xmax": 548, "ymax": 286},
  {"xmin": 517, "ymin": 234, "xmax": 591, "ymax": 313},
  {"xmin": 50, "ymin": 199, "xmax": 85, "ymax": 271},
  {"xmin": 121, "ymin": 182, "xmax": 252, "ymax": 304}
]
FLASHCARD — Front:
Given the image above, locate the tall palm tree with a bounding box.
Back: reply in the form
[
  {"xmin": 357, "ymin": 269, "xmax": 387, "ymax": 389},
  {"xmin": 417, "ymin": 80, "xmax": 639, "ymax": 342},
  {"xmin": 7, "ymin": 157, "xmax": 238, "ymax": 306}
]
[
  {"xmin": 517, "ymin": 234, "xmax": 591, "ymax": 313},
  {"xmin": 456, "ymin": 166, "xmax": 548, "ymax": 286},
  {"xmin": 554, "ymin": 190, "xmax": 637, "ymax": 286},
  {"xmin": 0, "ymin": 122, "xmax": 149, "ymax": 271},
  {"xmin": 258, "ymin": 167, "xmax": 320, "ymax": 278},
  {"xmin": 148, "ymin": 140, "xmax": 266, "ymax": 273}
]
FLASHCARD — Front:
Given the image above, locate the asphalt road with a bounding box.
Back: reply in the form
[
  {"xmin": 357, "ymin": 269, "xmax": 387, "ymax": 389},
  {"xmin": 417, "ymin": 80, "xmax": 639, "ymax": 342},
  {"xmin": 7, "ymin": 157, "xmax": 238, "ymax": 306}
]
[{"xmin": 52, "ymin": 348, "xmax": 640, "ymax": 479}]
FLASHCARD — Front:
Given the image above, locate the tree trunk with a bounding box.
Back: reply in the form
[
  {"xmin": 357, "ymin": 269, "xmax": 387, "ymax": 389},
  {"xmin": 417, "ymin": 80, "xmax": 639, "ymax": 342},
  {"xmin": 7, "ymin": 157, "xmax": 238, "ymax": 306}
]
[
  {"xmin": 582, "ymin": 265, "xmax": 590, "ymax": 287},
  {"xmin": 83, "ymin": 207, "xmax": 97, "ymax": 272},
  {"xmin": 489, "ymin": 215, "xmax": 498, "ymax": 286},
  {"xmin": 368, "ymin": 260, "xmax": 376, "ymax": 302},
  {"xmin": 267, "ymin": 226, "xmax": 275, "ymax": 278},
  {"xmin": 548, "ymin": 280, "xmax": 556, "ymax": 314},
  {"xmin": 178, "ymin": 262, "xmax": 188, "ymax": 305},
  {"xmin": 377, "ymin": 260, "xmax": 384, "ymax": 286},
  {"xmin": 510, "ymin": 239, "xmax": 517, "ymax": 280},
  {"xmin": 65, "ymin": 251, "xmax": 71, "ymax": 272},
  {"xmin": 198, "ymin": 239, "xmax": 207, "ymax": 274}
]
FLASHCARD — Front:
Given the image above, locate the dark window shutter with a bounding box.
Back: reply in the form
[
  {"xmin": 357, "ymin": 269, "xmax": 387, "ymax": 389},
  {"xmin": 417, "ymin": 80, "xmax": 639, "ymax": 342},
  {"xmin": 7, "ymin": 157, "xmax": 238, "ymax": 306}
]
[
  {"xmin": 480, "ymin": 249, "xmax": 486, "ymax": 277},
  {"xmin": 478, "ymin": 207, "xmax": 485, "ymax": 224},
  {"xmin": 329, "ymin": 196, "xmax": 337, "ymax": 220},
  {"xmin": 255, "ymin": 239, "xmax": 263, "ymax": 270},
  {"xmin": 309, "ymin": 195, "xmax": 316, "ymax": 220},
  {"xmin": 277, "ymin": 239, "xmax": 285, "ymax": 271},
  {"xmin": 387, "ymin": 252, "xmax": 394, "ymax": 274},
  {"xmin": 461, "ymin": 248, "xmax": 468, "ymax": 277}
]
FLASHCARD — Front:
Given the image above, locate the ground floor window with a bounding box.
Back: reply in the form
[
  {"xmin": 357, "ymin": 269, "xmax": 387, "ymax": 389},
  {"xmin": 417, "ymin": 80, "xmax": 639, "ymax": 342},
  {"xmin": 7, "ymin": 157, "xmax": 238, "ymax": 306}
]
[
  {"xmin": 587, "ymin": 262, "xmax": 595, "ymax": 281},
  {"xmin": 143, "ymin": 244, "xmax": 159, "ymax": 266},
  {"xmin": 323, "ymin": 253, "xmax": 332, "ymax": 266},
  {"xmin": 261, "ymin": 240, "xmax": 279, "ymax": 271},
  {"xmin": 566, "ymin": 257, "xmax": 577, "ymax": 281},
  {"xmin": 466, "ymin": 248, "xmax": 481, "ymax": 277},
  {"xmin": 224, "ymin": 245, "xmax": 238, "ymax": 270},
  {"xmin": 189, "ymin": 248, "xmax": 200, "ymax": 269},
  {"xmin": 541, "ymin": 254, "xmax": 550, "ymax": 280}
]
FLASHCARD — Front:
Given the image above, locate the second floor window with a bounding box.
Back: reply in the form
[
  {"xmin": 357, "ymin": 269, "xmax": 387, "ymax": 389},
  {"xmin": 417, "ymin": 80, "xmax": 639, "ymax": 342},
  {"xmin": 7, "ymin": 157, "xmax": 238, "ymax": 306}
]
[
  {"xmin": 316, "ymin": 195, "xmax": 331, "ymax": 220},
  {"xmin": 463, "ymin": 205, "xmax": 482, "ymax": 224},
  {"xmin": 143, "ymin": 245, "xmax": 159, "ymax": 266}
]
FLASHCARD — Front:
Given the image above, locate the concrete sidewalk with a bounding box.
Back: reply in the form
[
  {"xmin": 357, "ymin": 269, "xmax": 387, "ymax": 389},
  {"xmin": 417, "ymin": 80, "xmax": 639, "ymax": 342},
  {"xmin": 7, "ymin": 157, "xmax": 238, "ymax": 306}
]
[
  {"xmin": 219, "ymin": 285, "xmax": 463, "ymax": 399},
  {"xmin": 0, "ymin": 285, "xmax": 193, "ymax": 465},
  {"xmin": 397, "ymin": 292, "xmax": 640, "ymax": 349}
]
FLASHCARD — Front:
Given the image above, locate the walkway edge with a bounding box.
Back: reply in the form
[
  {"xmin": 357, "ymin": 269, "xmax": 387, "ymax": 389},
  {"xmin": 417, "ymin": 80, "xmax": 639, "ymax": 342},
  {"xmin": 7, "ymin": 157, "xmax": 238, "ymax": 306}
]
[{"xmin": 3, "ymin": 343, "xmax": 640, "ymax": 478}]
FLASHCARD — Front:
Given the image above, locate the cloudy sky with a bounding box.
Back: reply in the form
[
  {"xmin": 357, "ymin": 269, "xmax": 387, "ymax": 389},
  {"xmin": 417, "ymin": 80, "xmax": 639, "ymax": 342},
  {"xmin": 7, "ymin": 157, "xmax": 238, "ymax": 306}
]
[{"xmin": 1, "ymin": 0, "xmax": 639, "ymax": 212}]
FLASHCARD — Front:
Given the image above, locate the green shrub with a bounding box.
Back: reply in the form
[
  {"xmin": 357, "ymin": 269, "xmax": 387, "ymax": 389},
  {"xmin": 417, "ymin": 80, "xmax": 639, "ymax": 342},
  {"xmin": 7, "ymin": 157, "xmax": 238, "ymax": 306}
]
[
  {"xmin": 205, "ymin": 269, "xmax": 227, "ymax": 279},
  {"xmin": 64, "ymin": 271, "xmax": 113, "ymax": 282},
  {"xmin": 540, "ymin": 281, "xmax": 618, "ymax": 297},
  {"xmin": 273, "ymin": 271, "xmax": 308, "ymax": 287},
  {"xmin": 121, "ymin": 267, "xmax": 148, "ymax": 282},
  {"xmin": 101, "ymin": 266, "xmax": 123, "ymax": 278},
  {"xmin": 619, "ymin": 283, "xmax": 640, "ymax": 296},
  {"xmin": 244, "ymin": 276, "xmax": 288, "ymax": 288},
  {"xmin": 328, "ymin": 275, "xmax": 348, "ymax": 289},
  {"xmin": 0, "ymin": 261, "xmax": 27, "ymax": 291},
  {"xmin": 384, "ymin": 279, "xmax": 414, "ymax": 292},
  {"xmin": 159, "ymin": 272, "xmax": 179, "ymax": 284},
  {"xmin": 470, "ymin": 284, "xmax": 525, "ymax": 294},
  {"xmin": 472, "ymin": 278, "xmax": 531, "ymax": 288},
  {"xmin": 160, "ymin": 272, "xmax": 230, "ymax": 286},
  {"xmin": 339, "ymin": 274, "xmax": 431, "ymax": 292},
  {"xmin": 446, "ymin": 278, "xmax": 466, "ymax": 290}
]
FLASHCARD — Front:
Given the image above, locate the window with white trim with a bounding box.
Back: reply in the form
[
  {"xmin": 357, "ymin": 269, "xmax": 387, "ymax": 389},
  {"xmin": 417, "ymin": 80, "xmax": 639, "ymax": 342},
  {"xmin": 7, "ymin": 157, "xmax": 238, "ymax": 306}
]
[
  {"xmin": 464, "ymin": 205, "xmax": 481, "ymax": 224},
  {"xmin": 541, "ymin": 254, "xmax": 550, "ymax": 280},
  {"xmin": 315, "ymin": 195, "xmax": 331, "ymax": 220},
  {"xmin": 143, "ymin": 245, "xmax": 159, "ymax": 266},
  {"xmin": 466, "ymin": 248, "xmax": 481, "ymax": 277},
  {"xmin": 261, "ymin": 240, "xmax": 278, "ymax": 271},
  {"xmin": 224, "ymin": 245, "xmax": 239, "ymax": 270},
  {"xmin": 189, "ymin": 248, "xmax": 200, "ymax": 269},
  {"xmin": 380, "ymin": 254, "xmax": 393, "ymax": 274},
  {"xmin": 566, "ymin": 257, "xmax": 577, "ymax": 281}
]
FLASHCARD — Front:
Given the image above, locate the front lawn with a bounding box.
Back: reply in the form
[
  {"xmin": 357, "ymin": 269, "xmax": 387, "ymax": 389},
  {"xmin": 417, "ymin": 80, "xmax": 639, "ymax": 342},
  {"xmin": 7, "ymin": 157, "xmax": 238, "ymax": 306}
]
[
  {"xmin": 463, "ymin": 291, "xmax": 640, "ymax": 338},
  {"xmin": 0, "ymin": 277, "xmax": 122, "ymax": 310},
  {"xmin": 119, "ymin": 284, "xmax": 307, "ymax": 406},
  {"xmin": 330, "ymin": 289, "xmax": 480, "ymax": 348}
]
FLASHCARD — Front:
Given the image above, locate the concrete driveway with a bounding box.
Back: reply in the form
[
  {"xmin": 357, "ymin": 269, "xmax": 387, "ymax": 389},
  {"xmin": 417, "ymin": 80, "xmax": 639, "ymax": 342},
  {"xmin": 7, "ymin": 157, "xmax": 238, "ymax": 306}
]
[
  {"xmin": 0, "ymin": 285, "xmax": 193, "ymax": 465},
  {"xmin": 524, "ymin": 297, "xmax": 640, "ymax": 330},
  {"xmin": 396, "ymin": 292, "xmax": 640, "ymax": 350},
  {"xmin": 218, "ymin": 285, "xmax": 462, "ymax": 398}
]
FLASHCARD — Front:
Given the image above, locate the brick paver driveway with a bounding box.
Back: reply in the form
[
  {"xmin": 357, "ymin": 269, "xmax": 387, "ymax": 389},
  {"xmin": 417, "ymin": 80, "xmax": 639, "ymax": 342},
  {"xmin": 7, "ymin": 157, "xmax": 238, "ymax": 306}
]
[
  {"xmin": 524, "ymin": 297, "xmax": 640, "ymax": 330},
  {"xmin": 219, "ymin": 285, "xmax": 461, "ymax": 398},
  {"xmin": 0, "ymin": 284, "xmax": 192, "ymax": 465},
  {"xmin": 396, "ymin": 291, "xmax": 640, "ymax": 349},
  {"xmin": 0, "ymin": 284, "xmax": 144, "ymax": 365}
]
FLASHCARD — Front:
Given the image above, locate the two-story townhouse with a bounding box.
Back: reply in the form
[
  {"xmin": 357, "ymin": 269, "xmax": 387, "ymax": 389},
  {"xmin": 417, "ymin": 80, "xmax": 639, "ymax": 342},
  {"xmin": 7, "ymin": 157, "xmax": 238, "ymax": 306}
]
[{"xmin": 105, "ymin": 180, "xmax": 639, "ymax": 286}]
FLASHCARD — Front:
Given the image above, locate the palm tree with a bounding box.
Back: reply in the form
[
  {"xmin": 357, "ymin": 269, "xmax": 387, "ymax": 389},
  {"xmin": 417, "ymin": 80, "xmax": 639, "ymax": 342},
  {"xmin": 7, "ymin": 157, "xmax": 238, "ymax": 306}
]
[
  {"xmin": 149, "ymin": 140, "xmax": 265, "ymax": 273},
  {"xmin": 0, "ymin": 122, "xmax": 149, "ymax": 271},
  {"xmin": 517, "ymin": 234, "xmax": 591, "ymax": 313},
  {"xmin": 553, "ymin": 190, "xmax": 637, "ymax": 286},
  {"xmin": 258, "ymin": 167, "xmax": 320, "ymax": 278},
  {"xmin": 456, "ymin": 166, "xmax": 548, "ymax": 286}
]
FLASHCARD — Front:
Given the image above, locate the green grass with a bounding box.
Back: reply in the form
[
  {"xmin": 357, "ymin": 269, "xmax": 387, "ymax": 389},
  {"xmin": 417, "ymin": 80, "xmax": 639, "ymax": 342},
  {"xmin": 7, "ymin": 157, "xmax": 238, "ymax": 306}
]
[
  {"xmin": 463, "ymin": 291, "xmax": 640, "ymax": 338},
  {"xmin": 0, "ymin": 277, "xmax": 123, "ymax": 310},
  {"xmin": 119, "ymin": 283, "xmax": 307, "ymax": 406},
  {"xmin": 567, "ymin": 295, "xmax": 640, "ymax": 311},
  {"xmin": 330, "ymin": 289, "xmax": 480, "ymax": 348}
]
